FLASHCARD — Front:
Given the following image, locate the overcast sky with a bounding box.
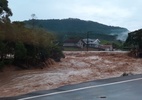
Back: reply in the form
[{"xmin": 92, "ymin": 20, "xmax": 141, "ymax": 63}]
[{"xmin": 8, "ymin": 0, "xmax": 142, "ymax": 31}]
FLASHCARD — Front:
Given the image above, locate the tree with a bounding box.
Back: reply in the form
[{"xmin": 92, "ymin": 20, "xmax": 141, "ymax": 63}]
[
  {"xmin": 124, "ymin": 29, "xmax": 142, "ymax": 57},
  {"xmin": 14, "ymin": 42, "xmax": 27, "ymax": 62},
  {"xmin": 125, "ymin": 29, "xmax": 142, "ymax": 49},
  {"xmin": 0, "ymin": 0, "xmax": 12, "ymax": 23},
  {"xmin": 31, "ymin": 14, "xmax": 37, "ymax": 28}
]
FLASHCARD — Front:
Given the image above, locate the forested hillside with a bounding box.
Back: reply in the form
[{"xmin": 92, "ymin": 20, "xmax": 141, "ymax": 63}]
[{"xmin": 24, "ymin": 18, "xmax": 129, "ymax": 42}]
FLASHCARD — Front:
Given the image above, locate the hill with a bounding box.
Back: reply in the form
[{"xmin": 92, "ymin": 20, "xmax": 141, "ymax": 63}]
[{"xmin": 24, "ymin": 18, "xmax": 129, "ymax": 42}]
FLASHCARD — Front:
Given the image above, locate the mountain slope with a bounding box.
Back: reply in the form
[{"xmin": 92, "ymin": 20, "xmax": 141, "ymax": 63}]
[
  {"xmin": 24, "ymin": 18, "xmax": 128, "ymax": 34},
  {"xmin": 24, "ymin": 18, "xmax": 129, "ymax": 41}
]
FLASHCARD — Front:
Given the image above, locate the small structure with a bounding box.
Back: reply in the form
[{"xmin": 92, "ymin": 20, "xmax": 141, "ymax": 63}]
[
  {"xmin": 63, "ymin": 39, "xmax": 79, "ymax": 47},
  {"xmin": 99, "ymin": 45, "xmax": 113, "ymax": 51}
]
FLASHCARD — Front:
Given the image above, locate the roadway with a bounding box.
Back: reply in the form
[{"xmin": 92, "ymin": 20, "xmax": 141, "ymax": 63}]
[{"xmin": 1, "ymin": 74, "xmax": 142, "ymax": 100}]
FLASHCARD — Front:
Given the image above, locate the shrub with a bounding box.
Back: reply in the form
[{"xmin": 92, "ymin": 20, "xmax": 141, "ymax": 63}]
[
  {"xmin": 14, "ymin": 42, "xmax": 27, "ymax": 63},
  {"xmin": 48, "ymin": 44, "xmax": 65, "ymax": 62}
]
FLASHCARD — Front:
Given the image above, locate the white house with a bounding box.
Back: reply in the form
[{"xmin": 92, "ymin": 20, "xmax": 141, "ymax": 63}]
[{"xmin": 77, "ymin": 38, "xmax": 100, "ymax": 48}]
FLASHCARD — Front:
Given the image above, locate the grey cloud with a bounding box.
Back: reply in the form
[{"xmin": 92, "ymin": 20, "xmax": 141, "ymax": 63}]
[{"xmin": 9, "ymin": 0, "xmax": 142, "ymax": 31}]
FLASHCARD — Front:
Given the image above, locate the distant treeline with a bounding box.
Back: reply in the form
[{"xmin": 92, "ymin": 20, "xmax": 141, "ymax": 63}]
[{"xmin": 24, "ymin": 18, "xmax": 129, "ymax": 42}]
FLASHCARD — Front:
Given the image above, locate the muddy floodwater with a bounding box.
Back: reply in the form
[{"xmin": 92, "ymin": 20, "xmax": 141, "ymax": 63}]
[{"xmin": 0, "ymin": 51, "xmax": 142, "ymax": 97}]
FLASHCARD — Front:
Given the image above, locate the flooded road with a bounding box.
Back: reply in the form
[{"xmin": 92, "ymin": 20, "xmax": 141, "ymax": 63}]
[{"xmin": 0, "ymin": 51, "xmax": 142, "ymax": 97}]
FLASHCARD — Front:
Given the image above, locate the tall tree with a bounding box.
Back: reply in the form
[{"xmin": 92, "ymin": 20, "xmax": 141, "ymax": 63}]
[{"xmin": 0, "ymin": 0, "xmax": 12, "ymax": 23}]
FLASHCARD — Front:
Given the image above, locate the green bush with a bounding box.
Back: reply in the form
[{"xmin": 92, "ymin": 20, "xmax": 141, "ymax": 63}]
[
  {"xmin": 0, "ymin": 22, "xmax": 64, "ymax": 69},
  {"xmin": 48, "ymin": 44, "xmax": 65, "ymax": 62},
  {"xmin": 14, "ymin": 42, "xmax": 27, "ymax": 62}
]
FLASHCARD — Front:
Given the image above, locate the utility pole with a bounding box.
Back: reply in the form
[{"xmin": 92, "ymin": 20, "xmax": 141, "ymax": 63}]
[
  {"xmin": 87, "ymin": 31, "xmax": 89, "ymax": 51},
  {"xmin": 86, "ymin": 31, "xmax": 93, "ymax": 51}
]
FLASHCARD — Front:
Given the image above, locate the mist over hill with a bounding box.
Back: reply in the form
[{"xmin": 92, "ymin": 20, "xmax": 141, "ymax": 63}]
[{"xmin": 24, "ymin": 18, "xmax": 129, "ymax": 41}]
